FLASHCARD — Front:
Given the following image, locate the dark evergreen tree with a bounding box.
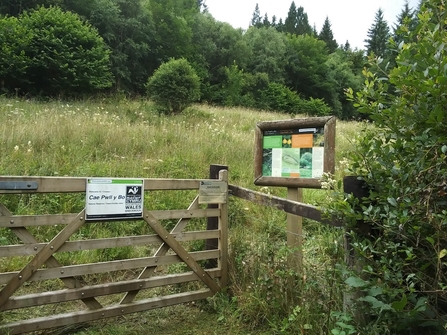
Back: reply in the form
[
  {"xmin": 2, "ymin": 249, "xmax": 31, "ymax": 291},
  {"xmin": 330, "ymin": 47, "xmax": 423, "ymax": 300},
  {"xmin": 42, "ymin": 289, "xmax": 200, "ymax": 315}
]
[
  {"xmin": 262, "ymin": 13, "xmax": 270, "ymax": 27},
  {"xmin": 271, "ymin": 15, "xmax": 277, "ymax": 28},
  {"xmin": 251, "ymin": 3, "xmax": 262, "ymax": 28},
  {"xmin": 295, "ymin": 6, "xmax": 312, "ymax": 35},
  {"xmin": 284, "ymin": 2, "xmax": 312, "ymax": 35},
  {"xmin": 276, "ymin": 17, "xmax": 284, "ymax": 32},
  {"xmin": 342, "ymin": 40, "xmax": 351, "ymax": 52},
  {"xmin": 318, "ymin": 16, "xmax": 338, "ymax": 53},
  {"xmin": 283, "ymin": 1, "xmax": 297, "ymax": 34},
  {"xmin": 392, "ymin": 1, "xmax": 417, "ymax": 45},
  {"xmin": 364, "ymin": 8, "xmax": 390, "ymax": 57}
]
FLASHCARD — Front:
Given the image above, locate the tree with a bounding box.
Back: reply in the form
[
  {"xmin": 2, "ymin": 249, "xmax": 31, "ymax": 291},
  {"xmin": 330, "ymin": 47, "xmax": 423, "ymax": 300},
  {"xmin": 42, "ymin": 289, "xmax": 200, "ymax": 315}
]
[
  {"xmin": 1, "ymin": 6, "xmax": 112, "ymax": 96},
  {"xmin": 189, "ymin": 14, "xmax": 246, "ymax": 103},
  {"xmin": 0, "ymin": 0, "xmax": 62, "ymax": 16},
  {"xmin": 318, "ymin": 17, "xmax": 338, "ymax": 53},
  {"xmin": 146, "ymin": 58, "xmax": 200, "ymax": 114},
  {"xmin": 340, "ymin": 0, "xmax": 447, "ymax": 332},
  {"xmin": 364, "ymin": 8, "xmax": 390, "ymax": 57},
  {"xmin": 284, "ymin": 3, "xmax": 312, "ymax": 36},
  {"xmin": 295, "ymin": 6, "xmax": 312, "ymax": 35},
  {"xmin": 392, "ymin": 1, "xmax": 418, "ymax": 46},
  {"xmin": 0, "ymin": 15, "xmax": 32, "ymax": 92},
  {"xmin": 144, "ymin": 0, "xmax": 199, "ymax": 72},
  {"xmin": 61, "ymin": 0, "xmax": 156, "ymax": 93},
  {"xmin": 283, "ymin": 1, "xmax": 297, "ymax": 34},
  {"xmin": 262, "ymin": 13, "xmax": 270, "ymax": 27},
  {"xmin": 284, "ymin": 35, "xmax": 335, "ymax": 108},
  {"xmin": 250, "ymin": 3, "xmax": 261, "ymax": 28},
  {"xmin": 243, "ymin": 26, "xmax": 287, "ymax": 83}
]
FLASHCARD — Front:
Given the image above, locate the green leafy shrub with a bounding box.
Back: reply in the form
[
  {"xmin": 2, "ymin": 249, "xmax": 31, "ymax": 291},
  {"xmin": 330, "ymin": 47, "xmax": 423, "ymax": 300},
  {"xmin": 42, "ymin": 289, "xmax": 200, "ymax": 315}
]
[
  {"xmin": 296, "ymin": 97, "xmax": 331, "ymax": 116},
  {"xmin": 330, "ymin": 1, "xmax": 447, "ymax": 333},
  {"xmin": 146, "ymin": 58, "xmax": 201, "ymax": 114},
  {"xmin": 0, "ymin": 16, "xmax": 32, "ymax": 93},
  {"xmin": 259, "ymin": 82, "xmax": 331, "ymax": 116},
  {"xmin": 258, "ymin": 82, "xmax": 300, "ymax": 112},
  {"xmin": 0, "ymin": 6, "xmax": 113, "ymax": 96}
]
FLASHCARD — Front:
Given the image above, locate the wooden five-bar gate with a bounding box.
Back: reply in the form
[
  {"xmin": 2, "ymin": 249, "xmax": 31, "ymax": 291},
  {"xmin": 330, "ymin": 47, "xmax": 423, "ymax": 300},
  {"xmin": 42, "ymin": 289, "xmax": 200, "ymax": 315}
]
[{"xmin": 0, "ymin": 172, "xmax": 228, "ymax": 334}]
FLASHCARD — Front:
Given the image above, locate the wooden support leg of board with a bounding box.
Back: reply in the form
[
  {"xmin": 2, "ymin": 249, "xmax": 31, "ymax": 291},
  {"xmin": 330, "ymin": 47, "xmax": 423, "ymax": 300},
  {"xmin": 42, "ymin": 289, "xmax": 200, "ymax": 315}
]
[{"xmin": 286, "ymin": 187, "xmax": 303, "ymax": 271}]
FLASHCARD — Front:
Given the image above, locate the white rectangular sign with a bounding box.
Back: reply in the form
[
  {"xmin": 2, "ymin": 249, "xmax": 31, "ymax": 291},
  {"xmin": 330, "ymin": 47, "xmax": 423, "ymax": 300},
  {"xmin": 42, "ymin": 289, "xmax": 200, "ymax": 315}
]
[
  {"xmin": 199, "ymin": 180, "xmax": 227, "ymax": 204},
  {"xmin": 85, "ymin": 178, "xmax": 144, "ymax": 220}
]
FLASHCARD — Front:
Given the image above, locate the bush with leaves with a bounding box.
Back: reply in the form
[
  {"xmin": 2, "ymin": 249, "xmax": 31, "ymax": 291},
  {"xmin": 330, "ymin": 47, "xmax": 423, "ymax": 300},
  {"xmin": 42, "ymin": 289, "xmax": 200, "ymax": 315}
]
[
  {"xmin": 146, "ymin": 58, "xmax": 200, "ymax": 114},
  {"xmin": 0, "ymin": 16, "xmax": 32, "ymax": 93},
  {"xmin": 330, "ymin": 1, "xmax": 447, "ymax": 333},
  {"xmin": 0, "ymin": 6, "xmax": 113, "ymax": 96}
]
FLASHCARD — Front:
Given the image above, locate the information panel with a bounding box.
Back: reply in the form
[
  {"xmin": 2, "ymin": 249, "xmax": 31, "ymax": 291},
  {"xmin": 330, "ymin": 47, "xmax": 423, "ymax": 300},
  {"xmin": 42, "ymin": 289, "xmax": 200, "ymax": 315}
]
[
  {"xmin": 85, "ymin": 178, "xmax": 144, "ymax": 220},
  {"xmin": 254, "ymin": 116, "xmax": 336, "ymax": 189},
  {"xmin": 262, "ymin": 127, "xmax": 325, "ymax": 179}
]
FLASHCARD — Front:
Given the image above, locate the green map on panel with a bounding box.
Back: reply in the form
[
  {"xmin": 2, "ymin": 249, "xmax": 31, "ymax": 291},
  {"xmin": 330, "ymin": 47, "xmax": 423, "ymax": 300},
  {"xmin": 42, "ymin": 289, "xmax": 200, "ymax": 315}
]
[{"xmin": 263, "ymin": 136, "xmax": 282, "ymax": 149}]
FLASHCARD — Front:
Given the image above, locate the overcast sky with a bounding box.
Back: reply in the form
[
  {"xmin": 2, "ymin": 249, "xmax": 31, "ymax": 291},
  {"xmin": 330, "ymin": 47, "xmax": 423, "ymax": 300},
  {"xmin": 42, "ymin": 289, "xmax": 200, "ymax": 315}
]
[{"xmin": 206, "ymin": 0, "xmax": 420, "ymax": 50}]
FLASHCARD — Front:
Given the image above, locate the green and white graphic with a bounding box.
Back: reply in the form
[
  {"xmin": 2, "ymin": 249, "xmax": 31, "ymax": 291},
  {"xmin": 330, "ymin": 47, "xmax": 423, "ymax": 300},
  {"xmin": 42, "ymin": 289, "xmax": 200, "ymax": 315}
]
[
  {"xmin": 261, "ymin": 128, "xmax": 324, "ymax": 178},
  {"xmin": 85, "ymin": 178, "xmax": 144, "ymax": 220}
]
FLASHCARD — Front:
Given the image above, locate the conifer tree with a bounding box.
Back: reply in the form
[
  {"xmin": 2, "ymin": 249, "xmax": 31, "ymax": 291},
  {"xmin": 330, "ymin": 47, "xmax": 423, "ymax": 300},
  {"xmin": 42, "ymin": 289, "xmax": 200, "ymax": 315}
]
[
  {"xmin": 319, "ymin": 16, "xmax": 338, "ymax": 53},
  {"xmin": 251, "ymin": 3, "xmax": 262, "ymax": 28},
  {"xmin": 296, "ymin": 6, "xmax": 312, "ymax": 35},
  {"xmin": 271, "ymin": 15, "xmax": 277, "ymax": 28},
  {"xmin": 284, "ymin": 1, "xmax": 298, "ymax": 34},
  {"xmin": 262, "ymin": 13, "xmax": 270, "ymax": 27},
  {"xmin": 364, "ymin": 8, "xmax": 390, "ymax": 57},
  {"xmin": 392, "ymin": 1, "xmax": 417, "ymax": 45},
  {"xmin": 284, "ymin": 2, "xmax": 312, "ymax": 35}
]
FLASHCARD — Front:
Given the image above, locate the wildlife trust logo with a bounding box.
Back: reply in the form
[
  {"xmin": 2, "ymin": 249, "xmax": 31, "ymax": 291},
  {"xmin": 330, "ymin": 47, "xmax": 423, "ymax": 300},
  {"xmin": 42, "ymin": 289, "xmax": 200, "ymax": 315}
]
[{"xmin": 125, "ymin": 185, "xmax": 142, "ymax": 212}]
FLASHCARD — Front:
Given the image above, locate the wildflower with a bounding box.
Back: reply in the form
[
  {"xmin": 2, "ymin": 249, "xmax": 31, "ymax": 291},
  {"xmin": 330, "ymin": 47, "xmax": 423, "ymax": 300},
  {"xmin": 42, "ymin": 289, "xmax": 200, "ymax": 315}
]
[{"xmin": 14, "ymin": 145, "xmax": 19, "ymax": 151}]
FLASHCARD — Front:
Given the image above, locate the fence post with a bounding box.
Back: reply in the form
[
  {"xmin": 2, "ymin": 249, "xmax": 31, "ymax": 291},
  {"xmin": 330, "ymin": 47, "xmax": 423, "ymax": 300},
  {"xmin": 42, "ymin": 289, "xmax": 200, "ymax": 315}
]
[
  {"xmin": 205, "ymin": 164, "xmax": 228, "ymax": 269},
  {"xmin": 343, "ymin": 176, "xmax": 371, "ymax": 326}
]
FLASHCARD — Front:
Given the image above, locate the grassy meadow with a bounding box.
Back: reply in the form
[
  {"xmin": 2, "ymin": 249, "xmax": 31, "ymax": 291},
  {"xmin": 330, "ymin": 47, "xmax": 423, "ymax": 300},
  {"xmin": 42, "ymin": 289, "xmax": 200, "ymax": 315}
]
[{"xmin": 0, "ymin": 96, "xmax": 366, "ymax": 334}]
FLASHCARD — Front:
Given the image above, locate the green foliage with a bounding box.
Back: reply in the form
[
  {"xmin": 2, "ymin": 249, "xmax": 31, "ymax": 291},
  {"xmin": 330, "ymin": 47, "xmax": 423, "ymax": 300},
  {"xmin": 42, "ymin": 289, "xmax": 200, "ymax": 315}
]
[
  {"xmin": 0, "ymin": 15, "xmax": 32, "ymax": 92},
  {"xmin": 146, "ymin": 58, "xmax": 201, "ymax": 114},
  {"xmin": 243, "ymin": 26, "xmax": 287, "ymax": 83},
  {"xmin": 0, "ymin": 6, "xmax": 112, "ymax": 96},
  {"xmin": 330, "ymin": 1, "xmax": 447, "ymax": 333},
  {"xmin": 0, "ymin": 0, "xmax": 63, "ymax": 16},
  {"xmin": 285, "ymin": 34, "xmax": 338, "ymax": 112},
  {"xmin": 64, "ymin": 0, "xmax": 156, "ymax": 92}
]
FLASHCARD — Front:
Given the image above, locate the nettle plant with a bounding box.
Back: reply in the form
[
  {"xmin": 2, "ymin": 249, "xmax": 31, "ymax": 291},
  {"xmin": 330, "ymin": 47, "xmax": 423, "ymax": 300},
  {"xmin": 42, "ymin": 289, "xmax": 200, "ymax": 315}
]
[{"xmin": 330, "ymin": 1, "xmax": 447, "ymax": 333}]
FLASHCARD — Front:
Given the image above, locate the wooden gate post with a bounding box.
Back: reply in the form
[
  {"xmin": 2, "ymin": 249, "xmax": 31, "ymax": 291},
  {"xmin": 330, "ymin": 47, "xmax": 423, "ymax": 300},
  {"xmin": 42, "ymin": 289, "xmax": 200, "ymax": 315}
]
[
  {"xmin": 205, "ymin": 164, "xmax": 228, "ymax": 269},
  {"xmin": 287, "ymin": 187, "xmax": 303, "ymax": 271},
  {"xmin": 343, "ymin": 176, "xmax": 371, "ymax": 326}
]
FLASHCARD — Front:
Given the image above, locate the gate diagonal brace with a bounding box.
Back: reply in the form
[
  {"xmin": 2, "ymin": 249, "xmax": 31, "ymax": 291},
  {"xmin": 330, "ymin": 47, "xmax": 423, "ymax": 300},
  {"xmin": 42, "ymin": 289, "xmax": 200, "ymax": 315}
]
[
  {"xmin": 120, "ymin": 196, "xmax": 200, "ymax": 304},
  {"xmin": 0, "ymin": 203, "xmax": 103, "ymax": 311},
  {"xmin": 0, "ymin": 209, "xmax": 90, "ymax": 310},
  {"xmin": 142, "ymin": 208, "xmax": 221, "ymax": 294}
]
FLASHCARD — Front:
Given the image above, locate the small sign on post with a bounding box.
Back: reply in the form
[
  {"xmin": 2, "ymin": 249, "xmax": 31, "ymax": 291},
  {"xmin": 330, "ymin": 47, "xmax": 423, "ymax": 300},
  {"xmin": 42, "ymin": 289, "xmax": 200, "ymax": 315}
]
[
  {"xmin": 199, "ymin": 180, "xmax": 227, "ymax": 204},
  {"xmin": 85, "ymin": 178, "xmax": 144, "ymax": 220}
]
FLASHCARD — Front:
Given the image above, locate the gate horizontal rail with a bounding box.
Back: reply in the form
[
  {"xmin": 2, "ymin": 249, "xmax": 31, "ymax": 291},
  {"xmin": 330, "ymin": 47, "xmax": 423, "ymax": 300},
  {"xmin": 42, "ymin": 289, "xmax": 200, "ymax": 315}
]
[{"xmin": 0, "ymin": 172, "xmax": 229, "ymax": 334}]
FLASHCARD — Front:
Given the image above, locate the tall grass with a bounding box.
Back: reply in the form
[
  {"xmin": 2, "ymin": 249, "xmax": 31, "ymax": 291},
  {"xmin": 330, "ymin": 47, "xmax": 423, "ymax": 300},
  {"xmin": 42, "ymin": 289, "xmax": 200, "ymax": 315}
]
[{"xmin": 0, "ymin": 96, "xmax": 366, "ymax": 334}]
